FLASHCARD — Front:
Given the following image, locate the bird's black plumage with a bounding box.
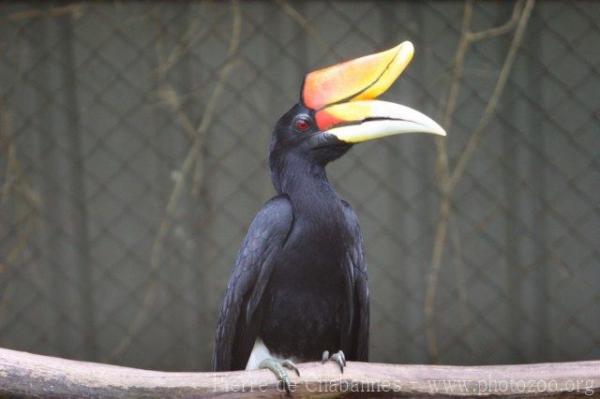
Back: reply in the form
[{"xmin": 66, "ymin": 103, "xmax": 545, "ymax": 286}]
[
  {"xmin": 213, "ymin": 104, "xmax": 369, "ymax": 371},
  {"xmin": 212, "ymin": 41, "xmax": 445, "ymax": 375}
]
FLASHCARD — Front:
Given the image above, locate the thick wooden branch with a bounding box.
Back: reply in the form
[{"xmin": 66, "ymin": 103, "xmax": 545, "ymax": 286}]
[{"xmin": 0, "ymin": 348, "xmax": 598, "ymax": 398}]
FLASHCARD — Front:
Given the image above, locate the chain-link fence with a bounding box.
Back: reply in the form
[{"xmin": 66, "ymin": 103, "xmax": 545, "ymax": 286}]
[{"xmin": 0, "ymin": 1, "xmax": 598, "ymax": 371}]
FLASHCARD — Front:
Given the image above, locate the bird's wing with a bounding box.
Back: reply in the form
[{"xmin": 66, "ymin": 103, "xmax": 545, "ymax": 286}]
[
  {"xmin": 341, "ymin": 200, "xmax": 370, "ymax": 361},
  {"xmin": 212, "ymin": 195, "xmax": 293, "ymax": 371}
]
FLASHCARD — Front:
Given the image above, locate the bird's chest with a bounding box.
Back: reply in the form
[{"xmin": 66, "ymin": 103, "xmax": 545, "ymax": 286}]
[
  {"xmin": 267, "ymin": 224, "xmax": 349, "ymax": 321},
  {"xmin": 259, "ymin": 212, "xmax": 352, "ymax": 358},
  {"xmin": 274, "ymin": 211, "xmax": 350, "ymax": 284}
]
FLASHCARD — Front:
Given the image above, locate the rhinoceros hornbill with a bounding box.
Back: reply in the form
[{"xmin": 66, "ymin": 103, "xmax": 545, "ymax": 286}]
[{"xmin": 213, "ymin": 41, "xmax": 445, "ymax": 392}]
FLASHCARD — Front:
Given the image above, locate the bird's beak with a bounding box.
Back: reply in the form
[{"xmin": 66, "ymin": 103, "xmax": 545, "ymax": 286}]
[{"xmin": 301, "ymin": 41, "xmax": 446, "ymax": 143}]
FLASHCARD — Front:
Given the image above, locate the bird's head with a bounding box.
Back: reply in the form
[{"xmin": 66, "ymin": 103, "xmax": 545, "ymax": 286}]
[{"xmin": 269, "ymin": 41, "xmax": 446, "ymax": 175}]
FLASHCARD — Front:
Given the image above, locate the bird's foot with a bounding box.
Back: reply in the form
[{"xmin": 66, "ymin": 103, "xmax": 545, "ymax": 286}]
[
  {"xmin": 259, "ymin": 358, "xmax": 300, "ymax": 395},
  {"xmin": 321, "ymin": 350, "xmax": 346, "ymax": 373}
]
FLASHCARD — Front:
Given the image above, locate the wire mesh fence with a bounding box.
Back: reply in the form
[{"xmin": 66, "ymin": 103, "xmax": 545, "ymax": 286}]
[{"xmin": 0, "ymin": 0, "xmax": 598, "ymax": 371}]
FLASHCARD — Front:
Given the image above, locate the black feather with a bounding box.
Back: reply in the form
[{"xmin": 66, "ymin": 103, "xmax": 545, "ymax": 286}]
[
  {"xmin": 213, "ymin": 103, "xmax": 369, "ymax": 370},
  {"xmin": 212, "ymin": 196, "xmax": 293, "ymax": 371}
]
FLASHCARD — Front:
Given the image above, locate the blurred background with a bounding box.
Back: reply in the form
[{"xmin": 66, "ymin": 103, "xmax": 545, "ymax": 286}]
[{"xmin": 0, "ymin": 0, "xmax": 598, "ymax": 371}]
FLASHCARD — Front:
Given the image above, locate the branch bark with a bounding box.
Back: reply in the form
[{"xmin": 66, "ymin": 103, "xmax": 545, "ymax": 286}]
[{"xmin": 0, "ymin": 348, "xmax": 598, "ymax": 398}]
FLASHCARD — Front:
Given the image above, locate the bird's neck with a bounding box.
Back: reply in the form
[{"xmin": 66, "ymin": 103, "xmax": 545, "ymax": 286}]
[{"xmin": 271, "ymin": 154, "xmax": 340, "ymax": 213}]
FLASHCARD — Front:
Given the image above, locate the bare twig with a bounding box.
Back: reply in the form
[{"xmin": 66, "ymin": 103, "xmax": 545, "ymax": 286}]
[
  {"xmin": 423, "ymin": 182, "xmax": 451, "ymax": 361},
  {"xmin": 449, "ymin": 0, "xmax": 536, "ymax": 191},
  {"xmin": 2, "ymin": 348, "xmax": 599, "ymax": 398},
  {"xmin": 441, "ymin": 0, "xmax": 474, "ymax": 137},
  {"xmin": 425, "ymin": 0, "xmax": 475, "ymax": 362},
  {"xmin": 157, "ymin": 85, "xmax": 198, "ymax": 140},
  {"xmin": 0, "ymin": 102, "xmax": 40, "ymax": 322},
  {"xmin": 424, "ymin": 0, "xmax": 535, "ymax": 362},
  {"xmin": 275, "ymin": 0, "xmax": 340, "ymax": 60},
  {"xmin": 0, "ymin": 103, "xmax": 40, "ymax": 211},
  {"xmin": 5, "ymin": 4, "xmax": 83, "ymax": 21},
  {"xmin": 449, "ymin": 219, "xmax": 473, "ymax": 353},
  {"xmin": 0, "ymin": 103, "xmax": 40, "ymax": 263},
  {"xmin": 467, "ymin": 1, "xmax": 524, "ymax": 42},
  {"xmin": 154, "ymin": 9, "xmax": 209, "ymax": 78},
  {"xmin": 106, "ymin": 0, "xmax": 242, "ymax": 361}
]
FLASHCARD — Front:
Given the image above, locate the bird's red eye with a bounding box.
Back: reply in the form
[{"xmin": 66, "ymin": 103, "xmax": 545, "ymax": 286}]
[{"xmin": 295, "ymin": 118, "xmax": 310, "ymax": 132}]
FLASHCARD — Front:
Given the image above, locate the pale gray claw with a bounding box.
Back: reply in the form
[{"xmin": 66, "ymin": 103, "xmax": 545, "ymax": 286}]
[
  {"xmin": 281, "ymin": 359, "xmax": 300, "ymax": 376},
  {"xmin": 259, "ymin": 358, "xmax": 298, "ymax": 395},
  {"xmin": 321, "ymin": 350, "xmax": 346, "ymax": 373}
]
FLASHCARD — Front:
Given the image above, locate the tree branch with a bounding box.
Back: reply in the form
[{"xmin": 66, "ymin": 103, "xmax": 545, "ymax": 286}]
[
  {"xmin": 467, "ymin": 1, "xmax": 524, "ymax": 42},
  {"xmin": 275, "ymin": 0, "xmax": 340, "ymax": 60},
  {"xmin": 5, "ymin": 4, "xmax": 83, "ymax": 21},
  {"xmin": 0, "ymin": 348, "xmax": 598, "ymax": 398},
  {"xmin": 448, "ymin": 0, "xmax": 535, "ymax": 190},
  {"xmin": 425, "ymin": 0, "xmax": 475, "ymax": 363},
  {"xmin": 424, "ymin": 0, "xmax": 535, "ymax": 363},
  {"xmin": 106, "ymin": 0, "xmax": 241, "ymax": 361}
]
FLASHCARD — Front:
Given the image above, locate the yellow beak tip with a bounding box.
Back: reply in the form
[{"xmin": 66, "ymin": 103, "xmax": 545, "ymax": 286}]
[
  {"xmin": 399, "ymin": 40, "xmax": 414, "ymax": 57},
  {"xmin": 434, "ymin": 126, "xmax": 447, "ymax": 137}
]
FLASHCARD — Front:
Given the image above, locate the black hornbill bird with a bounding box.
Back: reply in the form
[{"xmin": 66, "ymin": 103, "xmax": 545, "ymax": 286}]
[{"xmin": 213, "ymin": 42, "xmax": 445, "ymax": 391}]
